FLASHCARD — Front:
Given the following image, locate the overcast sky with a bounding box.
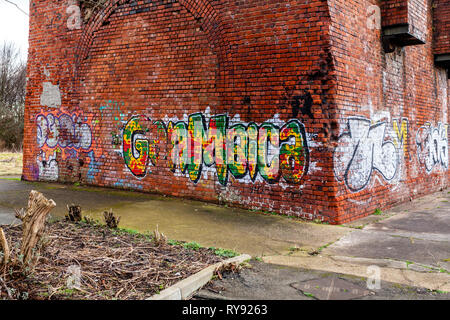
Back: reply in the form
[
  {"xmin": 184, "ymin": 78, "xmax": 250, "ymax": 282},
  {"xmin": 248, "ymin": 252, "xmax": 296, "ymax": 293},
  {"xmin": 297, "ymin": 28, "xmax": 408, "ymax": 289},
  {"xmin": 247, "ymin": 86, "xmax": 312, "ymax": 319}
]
[{"xmin": 0, "ymin": 0, "xmax": 30, "ymax": 62}]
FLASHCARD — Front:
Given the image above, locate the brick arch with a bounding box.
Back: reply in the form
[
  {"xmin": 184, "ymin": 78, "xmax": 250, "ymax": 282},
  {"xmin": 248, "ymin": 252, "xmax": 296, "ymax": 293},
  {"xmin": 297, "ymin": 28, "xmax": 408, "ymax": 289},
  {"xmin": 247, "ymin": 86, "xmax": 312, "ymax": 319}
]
[{"xmin": 74, "ymin": 0, "xmax": 233, "ymax": 93}]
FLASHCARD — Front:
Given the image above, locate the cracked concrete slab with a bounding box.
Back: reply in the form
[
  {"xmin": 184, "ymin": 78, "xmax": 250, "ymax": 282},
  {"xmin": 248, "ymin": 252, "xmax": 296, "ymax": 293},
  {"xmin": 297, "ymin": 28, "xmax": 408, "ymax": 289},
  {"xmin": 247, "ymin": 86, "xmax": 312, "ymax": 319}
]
[
  {"xmin": 325, "ymin": 230, "xmax": 450, "ymax": 270},
  {"xmin": 291, "ymin": 277, "xmax": 372, "ymax": 300},
  {"xmin": 365, "ymin": 210, "xmax": 450, "ymax": 236},
  {"xmin": 324, "ymin": 190, "xmax": 450, "ymax": 272},
  {"xmin": 195, "ymin": 261, "xmax": 450, "ymax": 300},
  {"xmin": 257, "ymin": 190, "xmax": 450, "ymax": 292},
  {"xmin": 262, "ymin": 255, "xmax": 450, "ymax": 291}
]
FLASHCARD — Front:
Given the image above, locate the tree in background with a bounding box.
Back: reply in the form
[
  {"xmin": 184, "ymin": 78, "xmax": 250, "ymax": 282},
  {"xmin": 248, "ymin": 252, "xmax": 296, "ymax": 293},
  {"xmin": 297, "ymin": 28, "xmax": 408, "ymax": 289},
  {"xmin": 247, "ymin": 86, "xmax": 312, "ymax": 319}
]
[{"xmin": 0, "ymin": 41, "xmax": 26, "ymax": 151}]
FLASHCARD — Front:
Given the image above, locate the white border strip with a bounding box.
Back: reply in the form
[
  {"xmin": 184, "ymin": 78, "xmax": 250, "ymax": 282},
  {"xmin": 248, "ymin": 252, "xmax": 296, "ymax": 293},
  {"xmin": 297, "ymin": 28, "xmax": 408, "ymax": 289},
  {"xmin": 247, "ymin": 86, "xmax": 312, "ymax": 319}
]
[{"xmin": 147, "ymin": 254, "xmax": 251, "ymax": 300}]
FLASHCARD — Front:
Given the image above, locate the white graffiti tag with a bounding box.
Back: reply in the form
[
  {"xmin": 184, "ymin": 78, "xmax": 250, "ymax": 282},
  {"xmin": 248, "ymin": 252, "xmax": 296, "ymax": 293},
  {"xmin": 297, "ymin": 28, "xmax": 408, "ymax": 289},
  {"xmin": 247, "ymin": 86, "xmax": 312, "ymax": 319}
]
[
  {"xmin": 416, "ymin": 123, "xmax": 449, "ymax": 173},
  {"xmin": 334, "ymin": 117, "xmax": 399, "ymax": 192},
  {"xmin": 36, "ymin": 151, "xmax": 59, "ymax": 181}
]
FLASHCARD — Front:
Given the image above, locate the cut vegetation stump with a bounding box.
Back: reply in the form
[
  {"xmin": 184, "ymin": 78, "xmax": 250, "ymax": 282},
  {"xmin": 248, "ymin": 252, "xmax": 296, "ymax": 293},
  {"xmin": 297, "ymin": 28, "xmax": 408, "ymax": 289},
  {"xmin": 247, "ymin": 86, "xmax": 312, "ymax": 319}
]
[
  {"xmin": 66, "ymin": 204, "xmax": 82, "ymax": 222},
  {"xmin": 15, "ymin": 190, "xmax": 56, "ymax": 265},
  {"xmin": 103, "ymin": 209, "xmax": 120, "ymax": 229},
  {"xmin": 153, "ymin": 224, "xmax": 167, "ymax": 246},
  {"xmin": 0, "ymin": 228, "xmax": 10, "ymax": 265}
]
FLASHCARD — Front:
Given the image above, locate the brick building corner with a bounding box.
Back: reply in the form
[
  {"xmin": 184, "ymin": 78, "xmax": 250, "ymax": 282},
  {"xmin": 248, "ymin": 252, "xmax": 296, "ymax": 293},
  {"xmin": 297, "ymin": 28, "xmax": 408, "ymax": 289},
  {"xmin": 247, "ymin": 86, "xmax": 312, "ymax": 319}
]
[{"xmin": 23, "ymin": 0, "xmax": 450, "ymax": 224}]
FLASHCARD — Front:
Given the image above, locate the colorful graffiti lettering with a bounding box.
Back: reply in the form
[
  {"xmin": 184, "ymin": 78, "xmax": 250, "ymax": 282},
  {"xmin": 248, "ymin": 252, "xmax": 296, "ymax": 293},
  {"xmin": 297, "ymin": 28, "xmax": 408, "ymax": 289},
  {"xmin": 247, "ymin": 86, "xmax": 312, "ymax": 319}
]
[
  {"xmin": 416, "ymin": 122, "xmax": 449, "ymax": 173},
  {"xmin": 122, "ymin": 113, "xmax": 310, "ymax": 186},
  {"xmin": 123, "ymin": 116, "xmax": 150, "ymax": 178},
  {"xmin": 334, "ymin": 117, "xmax": 401, "ymax": 192},
  {"xmin": 36, "ymin": 111, "xmax": 92, "ymax": 154},
  {"xmin": 35, "ymin": 110, "xmax": 94, "ymax": 181},
  {"xmin": 34, "ymin": 101, "xmax": 450, "ymax": 196}
]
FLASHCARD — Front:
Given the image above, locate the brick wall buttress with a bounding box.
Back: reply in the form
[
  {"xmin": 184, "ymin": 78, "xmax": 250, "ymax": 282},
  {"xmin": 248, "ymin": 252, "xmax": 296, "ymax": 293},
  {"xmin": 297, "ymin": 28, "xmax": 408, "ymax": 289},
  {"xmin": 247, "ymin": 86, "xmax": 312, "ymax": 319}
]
[
  {"xmin": 23, "ymin": 0, "xmax": 449, "ymax": 224},
  {"xmin": 328, "ymin": 0, "xmax": 449, "ymax": 223},
  {"xmin": 24, "ymin": 0, "xmax": 342, "ymax": 223}
]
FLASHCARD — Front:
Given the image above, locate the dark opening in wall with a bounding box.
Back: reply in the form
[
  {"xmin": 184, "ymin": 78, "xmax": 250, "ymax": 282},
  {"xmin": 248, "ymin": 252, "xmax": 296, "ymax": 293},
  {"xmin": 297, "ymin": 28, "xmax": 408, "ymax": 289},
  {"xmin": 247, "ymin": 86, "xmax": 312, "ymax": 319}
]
[
  {"xmin": 435, "ymin": 54, "xmax": 450, "ymax": 78},
  {"xmin": 382, "ymin": 24, "xmax": 426, "ymax": 53}
]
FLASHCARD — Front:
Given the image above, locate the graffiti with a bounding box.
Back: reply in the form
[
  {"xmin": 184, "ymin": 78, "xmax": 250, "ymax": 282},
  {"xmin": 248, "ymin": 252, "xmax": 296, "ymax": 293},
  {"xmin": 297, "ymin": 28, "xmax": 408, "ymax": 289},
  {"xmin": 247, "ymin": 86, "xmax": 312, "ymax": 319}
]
[
  {"xmin": 291, "ymin": 92, "xmax": 314, "ymax": 118},
  {"xmin": 36, "ymin": 150, "xmax": 59, "ymax": 181},
  {"xmin": 392, "ymin": 118, "xmax": 409, "ymax": 157},
  {"xmin": 85, "ymin": 150, "xmax": 102, "ymax": 182},
  {"xmin": 334, "ymin": 117, "xmax": 400, "ymax": 192},
  {"xmin": 122, "ymin": 113, "xmax": 310, "ymax": 186},
  {"xmin": 123, "ymin": 116, "xmax": 150, "ymax": 178},
  {"xmin": 37, "ymin": 111, "xmax": 92, "ymax": 152},
  {"xmin": 99, "ymin": 100, "xmax": 125, "ymax": 123},
  {"xmin": 35, "ymin": 110, "xmax": 93, "ymax": 181},
  {"xmin": 416, "ymin": 122, "xmax": 449, "ymax": 173}
]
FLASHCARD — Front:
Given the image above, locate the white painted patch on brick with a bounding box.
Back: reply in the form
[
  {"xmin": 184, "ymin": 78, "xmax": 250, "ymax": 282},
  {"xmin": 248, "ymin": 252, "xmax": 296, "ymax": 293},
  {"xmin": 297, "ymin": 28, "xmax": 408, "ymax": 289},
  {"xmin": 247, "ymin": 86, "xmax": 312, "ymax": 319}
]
[{"xmin": 40, "ymin": 82, "xmax": 62, "ymax": 108}]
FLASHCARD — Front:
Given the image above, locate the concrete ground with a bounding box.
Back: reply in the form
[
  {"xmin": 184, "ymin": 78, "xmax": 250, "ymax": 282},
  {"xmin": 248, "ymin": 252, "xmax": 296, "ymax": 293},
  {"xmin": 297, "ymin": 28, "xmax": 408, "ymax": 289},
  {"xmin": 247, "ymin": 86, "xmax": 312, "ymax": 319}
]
[
  {"xmin": 0, "ymin": 175, "xmax": 449, "ymax": 298},
  {"xmin": 0, "ymin": 177, "xmax": 349, "ymax": 256},
  {"xmin": 194, "ymin": 260, "xmax": 449, "ymax": 300},
  {"xmin": 262, "ymin": 190, "xmax": 450, "ymax": 293}
]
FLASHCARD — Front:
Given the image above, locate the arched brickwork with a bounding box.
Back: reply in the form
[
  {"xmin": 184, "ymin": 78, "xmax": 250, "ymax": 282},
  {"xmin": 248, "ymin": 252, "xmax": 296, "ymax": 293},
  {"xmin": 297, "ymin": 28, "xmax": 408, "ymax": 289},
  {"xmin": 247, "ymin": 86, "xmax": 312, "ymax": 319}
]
[
  {"xmin": 74, "ymin": 0, "xmax": 233, "ymax": 90},
  {"xmin": 25, "ymin": 0, "xmax": 450, "ymax": 224}
]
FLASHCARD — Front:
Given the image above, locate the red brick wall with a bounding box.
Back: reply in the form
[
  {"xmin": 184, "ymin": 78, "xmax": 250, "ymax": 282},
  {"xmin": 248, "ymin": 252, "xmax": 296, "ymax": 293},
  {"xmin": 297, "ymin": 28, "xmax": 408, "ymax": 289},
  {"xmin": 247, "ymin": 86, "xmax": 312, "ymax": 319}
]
[
  {"xmin": 382, "ymin": 0, "xmax": 409, "ymax": 26},
  {"xmin": 24, "ymin": 0, "xmax": 81, "ymax": 184},
  {"xmin": 23, "ymin": 0, "xmax": 449, "ymax": 224},
  {"xmin": 408, "ymin": 0, "xmax": 428, "ymax": 42},
  {"xmin": 381, "ymin": 0, "xmax": 428, "ymax": 43},
  {"xmin": 433, "ymin": 0, "xmax": 450, "ymax": 55},
  {"xmin": 328, "ymin": 0, "xmax": 449, "ymax": 223}
]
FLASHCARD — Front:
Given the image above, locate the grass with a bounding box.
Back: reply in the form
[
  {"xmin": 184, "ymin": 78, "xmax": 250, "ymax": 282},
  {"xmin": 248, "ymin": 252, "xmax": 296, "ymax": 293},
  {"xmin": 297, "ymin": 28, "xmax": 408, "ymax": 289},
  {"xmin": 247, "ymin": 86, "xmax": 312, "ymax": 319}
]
[
  {"xmin": 308, "ymin": 241, "xmax": 335, "ymax": 256},
  {"xmin": 0, "ymin": 151, "xmax": 22, "ymax": 176},
  {"xmin": 303, "ymin": 292, "xmax": 316, "ymax": 299},
  {"xmin": 57, "ymin": 288, "xmax": 76, "ymax": 297},
  {"xmin": 289, "ymin": 246, "xmax": 301, "ymax": 253},
  {"xmin": 74, "ymin": 222, "xmax": 243, "ymax": 274},
  {"xmin": 167, "ymin": 239, "xmax": 239, "ymax": 258},
  {"xmin": 183, "ymin": 242, "xmax": 202, "ymax": 251},
  {"xmin": 0, "ymin": 176, "xmax": 20, "ymax": 181},
  {"xmin": 439, "ymin": 268, "xmax": 450, "ymax": 274},
  {"xmin": 168, "ymin": 239, "xmax": 183, "ymax": 246},
  {"xmin": 112, "ymin": 227, "xmax": 146, "ymax": 237},
  {"xmin": 373, "ymin": 208, "xmax": 383, "ymax": 216},
  {"xmin": 434, "ymin": 290, "xmax": 449, "ymax": 294},
  {"xmin": 208, "ymin": 247, "xmax": 239, "ymax": 258}
]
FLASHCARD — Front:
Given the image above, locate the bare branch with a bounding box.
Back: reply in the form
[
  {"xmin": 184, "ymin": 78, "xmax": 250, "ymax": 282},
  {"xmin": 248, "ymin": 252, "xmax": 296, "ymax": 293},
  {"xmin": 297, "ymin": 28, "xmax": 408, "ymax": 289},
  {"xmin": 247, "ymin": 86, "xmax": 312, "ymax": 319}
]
[
  {"xmin": 2, "ymin": 0, "xmax": 29, "ymax": 16},
  {"xmin": 0, "ymin": 41, "xmax": 26, "ymax": 150}
]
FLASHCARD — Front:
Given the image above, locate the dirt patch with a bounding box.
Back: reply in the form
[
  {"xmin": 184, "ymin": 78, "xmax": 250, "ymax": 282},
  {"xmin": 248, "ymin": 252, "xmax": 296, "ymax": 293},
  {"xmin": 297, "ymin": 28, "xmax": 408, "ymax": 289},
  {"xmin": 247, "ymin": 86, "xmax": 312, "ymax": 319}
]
[
  {"xmin": 0, "ymin": 152, "xmax": 22, "ymax": 176},
  {"xmin": 0, "ymin": 220, "xmax": 223, "ymax": 300}
]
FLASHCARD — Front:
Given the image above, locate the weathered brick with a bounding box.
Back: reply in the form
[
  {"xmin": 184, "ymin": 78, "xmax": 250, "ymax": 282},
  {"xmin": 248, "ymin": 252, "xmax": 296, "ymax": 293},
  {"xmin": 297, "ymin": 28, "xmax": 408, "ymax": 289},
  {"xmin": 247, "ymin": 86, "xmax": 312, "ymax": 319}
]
[{"xmin": 23, "ymin": 0, "xmax": 449, "ymax": 224}]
